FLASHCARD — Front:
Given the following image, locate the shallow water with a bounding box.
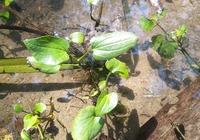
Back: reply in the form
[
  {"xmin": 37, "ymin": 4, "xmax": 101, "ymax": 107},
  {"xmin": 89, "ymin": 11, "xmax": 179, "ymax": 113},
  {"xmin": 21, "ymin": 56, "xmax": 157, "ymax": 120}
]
[{"xmin": 0, "ymin": 0, "xmax": 200, "ymax": 139}]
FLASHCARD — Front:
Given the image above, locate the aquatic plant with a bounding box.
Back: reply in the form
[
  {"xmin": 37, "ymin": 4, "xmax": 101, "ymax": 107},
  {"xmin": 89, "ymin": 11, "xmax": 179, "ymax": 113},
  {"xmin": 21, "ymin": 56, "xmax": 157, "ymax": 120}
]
[
  {"xmin": 139, "ymin": 9, "xmax": 200, "ymax": 73},
  {"xmin": 24, "ymin": 31, "xmax": 137, "ymax": 140},
  {"xmin": 14, "ymin": 98, "xmax": 56, "ymax": 140}
]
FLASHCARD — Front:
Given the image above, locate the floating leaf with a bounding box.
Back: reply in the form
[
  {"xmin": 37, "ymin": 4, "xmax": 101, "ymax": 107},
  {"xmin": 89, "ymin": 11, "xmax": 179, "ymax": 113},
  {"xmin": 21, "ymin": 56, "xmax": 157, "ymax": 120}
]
[
  {"xmin": 0, "ymin": 11, "xmax": 9, "ymax": 23},
  {"xmin": 70, "ymin": 32, "xmax": 85, "ymax": 44},
  {"xmin": 87, "ymin": 0, "xmax": 99, "ymax": 5},
  {"xmin": 24, "ymin": 35, "xmax": 70, "ymax": 65},
  {"xmin": 151, "ymin": 35, "xmax": 164, "ymax": 51},
  {"xmin": 105, "ymin": 58, "xmax": 129, "ymax": 78},
  {"xmin": 24, "ymin": 114, "xmax": 40, "ymax": 130},
  {"xmin": 33, "ymin": 103, "xmax": 46, "ymax": 114},
  {"xmin": 91, "ymin": 32, "xmax": 138, "ymax": 60},
  {"xmin": 95, "ymin": 92, "xmax": 118, "ymax": 116},
  {"xmin": 27, "ymin": 56, "xmax": 60, "ymax": 74},
  {"xmin": 139, "ymin": 17, "xmax": 156, "ymax": 31},
  {"xmin": 158, "ymin": 41, "xmax": 178, "ymax": 59},
  {"xmin": 72, "ymin": 106, "xmax": 104, "ymax": 140},
  {"xmin": 14, "ymin": 104, "xmax": 24, "ymax": 113},
  {"xmin": 20, "ymin": 130, "xmax": 31, "ymax": 140}
]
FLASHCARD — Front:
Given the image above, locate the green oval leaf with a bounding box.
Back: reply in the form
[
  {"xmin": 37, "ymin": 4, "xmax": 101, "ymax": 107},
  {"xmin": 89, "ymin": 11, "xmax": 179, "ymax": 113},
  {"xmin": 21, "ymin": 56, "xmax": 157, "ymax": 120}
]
[
  {"xmin": 14, "ymin": 104, "xmax": 23, "ymax": 113},
  {"xmin": 95, "ymin": 92, "xmax": 118, "ymax": 116},
  {"xmin": 90, "ymin": 32, "xmax": 138, "ymax": 60},
  {"xmin": 24, "ymin": 35, "xmax": 70, "ymax": 65},
  {"xmin": 27, "ymin": 56, "xmax": 60, "ymax": 74},
  {"xmin": 139, "ymin": 17, "xmax": 156, "ymax": 31},
  {"xmin": 151, "ymin": 35, "xmax": 164, "ymax": 51},
  {"xmin": 72, "ymin": 106, "xmax": 104, "ymax": 140},
  {"xmin": 24, "ymin": 114, "xmax": 40, "ymax": 130},
  {"xmin": 20, "ymin": 130, "xmax": 31, "ymax": 140},
  {"xmin": 70, "ymin": 32, "xmax": 85, "ymax": 44},
  {"xmin": 33, "ymin": 103, "xmax": 46, "ymax": 114},
  {"xmin": 105, "ymin": 58, "xmax": 129, "ymax": 78}
]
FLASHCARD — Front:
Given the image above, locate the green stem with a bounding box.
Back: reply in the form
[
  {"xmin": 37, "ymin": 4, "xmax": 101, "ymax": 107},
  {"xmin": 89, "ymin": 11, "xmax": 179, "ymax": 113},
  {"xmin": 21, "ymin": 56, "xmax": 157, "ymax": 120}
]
[
  {"xmin": 180, "ymin": 48, "xmax": 200, "ymax": 69},
  {"xmin": 0, "ymin": 58, "xmax": 39, "ymax": 73},
  {"xmin": 0, "ymin": 58, "xmax": 81, "ymax": 73},
  {"xmin": 105, "ymin": 72, "xmax": 112, "ymax": 87},
  {"xmin": 37, "ymin": 125, "xmax": 45, "ymax": 140},
  {"xmin": 156, "ymin": 23, "xmax": 168, "ymax": 35},
  {"xmin": 77, "ymin": 48, "xmax": 92, "ymax": 62},
  {"xmin": 22, "ymin": 110, "xmax": 31, "ymax": 114},
  {"xmin": 60, "ymin": 64, "xmax": 80, "ymax": 70},
  {"xmin": 156, "ymin": 23, "xmax": 200, "ymax": 70}
]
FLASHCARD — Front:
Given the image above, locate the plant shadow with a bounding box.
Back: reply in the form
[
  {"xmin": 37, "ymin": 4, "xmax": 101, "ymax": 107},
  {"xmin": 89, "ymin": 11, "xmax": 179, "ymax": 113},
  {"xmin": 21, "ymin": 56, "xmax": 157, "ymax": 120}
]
[
  {"xmin": 139, "ymin": 40, "xmax": 181, "ymax": 90},
  {"xmin": 146, "ymin": 51, "xmax": 181, "ymax": 90},
  {"xmin": 104, "ymin": 109, "xmax": 140, "ymax": 140},
  {"xmin": 0, "ymin": 82, "xmax": 82, "ymax": 93}
]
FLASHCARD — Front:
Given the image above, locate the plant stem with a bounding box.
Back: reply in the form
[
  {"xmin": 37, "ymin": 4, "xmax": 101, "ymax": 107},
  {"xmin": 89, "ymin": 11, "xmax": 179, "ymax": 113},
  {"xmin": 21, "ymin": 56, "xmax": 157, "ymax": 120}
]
[
  {"xmin": 156, "ymin": 22, "xmax": 200, "ymax": 70},
  {"xmin": 180, "ymin": 48, "xmax": 200, "ymax": 69},
  {"xmin": 77, "ymin": 48, "xmax": 92, "ymax": 62},
  {"xmin": 60, "ymin": 64, "xmax": 80, "ymax": 70},
  {"xmin": 37, "ymin": 125, "xmax": 45, "ymax": 140},
  {"xmin": 156, "ymin": 22, "xmax": 169, "ymax": 36},
  {"xmin": 105, "ymin": 72, "xmax": 111, "ymax": 87}
]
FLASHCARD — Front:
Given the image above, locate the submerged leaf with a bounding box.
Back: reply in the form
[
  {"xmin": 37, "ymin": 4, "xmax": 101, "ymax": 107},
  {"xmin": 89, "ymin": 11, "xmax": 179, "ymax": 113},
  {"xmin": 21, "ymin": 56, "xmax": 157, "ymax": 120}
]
[
  {"xmin": 24, "ymin": 35, "xmax": 70, "ymax": 65},
  {"xmin": 27, "ymin": 56, "xmax": 60, "ymax": 74},
  {"xmin": 95, "ymin": 92, "xmax": 118, "ymax": 116},
  {"xmin": 106, "ymin": 58, "xmax": 129, "ymax": 78},
  {"xmin": 158, "ymin": 41, "xmax": 178, "ymax": 59},
  {"xmin": 139, "ymin": 17, "xmax": 156, "ymax": 31},
  {"xmin": 0, "ymin": 11, "xmax": 9, "ymax": 23},
  {"xmin": 91, "ymin": 32, "xmax": 138, "ymax": 60},
  {"xmin": 72, "ymin": 106, "xmax": 104, "ymax": 140}
]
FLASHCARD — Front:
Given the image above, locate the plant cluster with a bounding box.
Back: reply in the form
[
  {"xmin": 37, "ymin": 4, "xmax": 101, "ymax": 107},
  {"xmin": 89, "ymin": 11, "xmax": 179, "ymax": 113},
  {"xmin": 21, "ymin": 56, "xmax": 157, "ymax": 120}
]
[
  {"xmin": 14, "ymin": 98, "xmax": 57, "ymax": 140},
  {"xmin": 0, "ymin": 0, "xmax": 199, "ymax": 140},
  {"xmin": 139, "ymin": 9, "xmax": 200, "ymax": 72}
]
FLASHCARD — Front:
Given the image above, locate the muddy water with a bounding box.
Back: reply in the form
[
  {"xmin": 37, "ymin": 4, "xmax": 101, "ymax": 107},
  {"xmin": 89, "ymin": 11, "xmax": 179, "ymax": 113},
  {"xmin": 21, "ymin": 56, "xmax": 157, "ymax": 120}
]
[{"xmin": 0, "ymin": 0, "xmax": 200, "ymax": 139}]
